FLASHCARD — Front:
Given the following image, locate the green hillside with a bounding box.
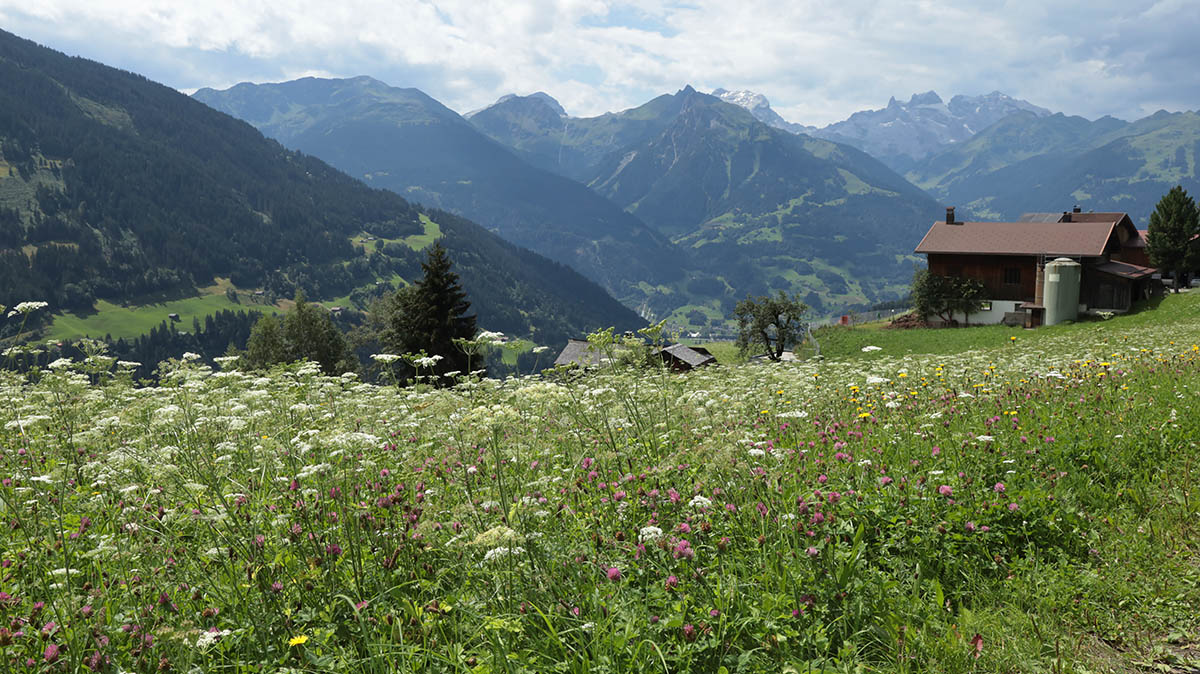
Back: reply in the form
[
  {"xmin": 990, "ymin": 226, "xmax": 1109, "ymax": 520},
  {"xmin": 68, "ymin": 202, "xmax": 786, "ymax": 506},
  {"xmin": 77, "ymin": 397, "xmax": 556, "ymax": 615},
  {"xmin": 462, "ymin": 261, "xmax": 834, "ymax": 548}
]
[
  {"xmin": 193, "ymin": 77, "xmax": 687, "ymax": 302},
  {"xmin": 908, "ymin": 109, "xmax": 1200, "ymax": 222},
  {"xmin": 469, "ymin": 87, "xmax": 942, "ymax": 320},
  {"xmin": 583, "ymin": 89, "xmax": 941, "ymax": 316},
  {"xmin": 0, "ymin": 30, "xmax": 642, "ymax": 346}
]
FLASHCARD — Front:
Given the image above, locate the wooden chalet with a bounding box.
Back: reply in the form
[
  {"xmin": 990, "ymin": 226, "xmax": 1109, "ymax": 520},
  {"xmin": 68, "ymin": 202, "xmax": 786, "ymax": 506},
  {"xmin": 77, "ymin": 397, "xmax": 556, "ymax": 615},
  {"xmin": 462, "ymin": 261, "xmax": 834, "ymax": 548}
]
[
  {"xmin": 657, "ymin": 344, "xmax": 716, "ymax": 371},
  {"xmin": 914, "ymin": 207, "xmax": 1159, "ymax": 326},
  {"xmin": 553, "ymin": 339, "xmax": 606, "ymax": 368}
]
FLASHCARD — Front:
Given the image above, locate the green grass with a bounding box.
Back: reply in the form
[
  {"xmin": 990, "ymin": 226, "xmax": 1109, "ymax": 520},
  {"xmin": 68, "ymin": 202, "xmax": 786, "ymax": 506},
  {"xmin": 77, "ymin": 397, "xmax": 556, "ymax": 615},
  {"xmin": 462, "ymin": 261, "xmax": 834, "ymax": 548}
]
[
  {"xmin": 693, "ymin": 340, "xmax": 742, "ymax": 364},
  {"xmin": 5, "ymin": 292, "xmax": 1200, "ymax": 672},
  {"xmin": 46, "ymin": 294, "xmax": 278, "ymax": 341},
  {"xmin": 404, "ymin": 213, "xmax": 442, "ymax": 250},
  {"xmin": 812, "ymin": 293, "xmax": 1192, "ymax": 362}
]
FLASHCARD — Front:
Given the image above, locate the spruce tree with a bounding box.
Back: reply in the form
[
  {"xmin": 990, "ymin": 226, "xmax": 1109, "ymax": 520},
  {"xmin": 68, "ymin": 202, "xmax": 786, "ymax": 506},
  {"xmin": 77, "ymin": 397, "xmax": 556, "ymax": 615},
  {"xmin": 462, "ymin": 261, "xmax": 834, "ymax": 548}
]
[
  {"xmin": 1146, "ymin": 185, "xmax": 1200, "ymax": 292},
  {"xmin": 381, "ymin": 242, "xmax": 477, "ymax": 379}
]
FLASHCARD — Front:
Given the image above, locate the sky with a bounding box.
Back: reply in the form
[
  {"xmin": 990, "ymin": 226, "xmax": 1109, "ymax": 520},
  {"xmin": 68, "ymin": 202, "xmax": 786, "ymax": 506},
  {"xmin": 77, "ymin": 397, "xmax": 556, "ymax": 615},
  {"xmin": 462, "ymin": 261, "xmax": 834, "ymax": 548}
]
[{"xmin": 1, "ymin": 0, "xmax": 1198, "ymax": 126}]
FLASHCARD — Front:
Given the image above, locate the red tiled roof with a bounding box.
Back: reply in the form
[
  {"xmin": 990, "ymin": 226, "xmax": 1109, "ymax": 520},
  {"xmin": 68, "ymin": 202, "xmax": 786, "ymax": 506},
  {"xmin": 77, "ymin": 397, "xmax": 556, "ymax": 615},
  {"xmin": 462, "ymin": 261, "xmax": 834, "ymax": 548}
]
[
  {"xmin": 1090, "ymin": 260, "xmax": 1156, "ymax": 280},
  {"xmin": 914, "ymin": 220, "xmax": 1119, "ymax": 256}
]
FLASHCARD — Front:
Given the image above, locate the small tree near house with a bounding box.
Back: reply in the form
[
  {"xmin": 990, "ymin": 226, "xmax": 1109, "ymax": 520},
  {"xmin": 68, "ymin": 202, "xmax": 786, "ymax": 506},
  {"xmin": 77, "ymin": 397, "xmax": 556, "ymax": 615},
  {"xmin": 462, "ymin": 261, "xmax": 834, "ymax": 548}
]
[
  {"xmin": 912, "ymin": 269, "xmax": 987, "ymax": 325},
  {"xmin": 732, "ymin": 291, "xmax": 809, "ymax": 361}
]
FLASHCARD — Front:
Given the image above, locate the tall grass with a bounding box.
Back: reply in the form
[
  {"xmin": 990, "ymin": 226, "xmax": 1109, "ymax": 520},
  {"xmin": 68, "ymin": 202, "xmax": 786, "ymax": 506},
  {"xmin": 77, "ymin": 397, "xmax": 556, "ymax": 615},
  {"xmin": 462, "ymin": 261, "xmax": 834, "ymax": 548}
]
[{"xmin": 2, "ymin": 296, "xmax": 1200, "ymax": 672}]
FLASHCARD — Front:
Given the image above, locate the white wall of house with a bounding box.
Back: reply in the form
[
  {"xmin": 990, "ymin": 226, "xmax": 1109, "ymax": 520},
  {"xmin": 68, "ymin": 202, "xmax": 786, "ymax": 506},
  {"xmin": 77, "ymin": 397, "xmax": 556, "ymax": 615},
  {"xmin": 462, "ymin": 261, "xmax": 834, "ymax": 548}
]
[{"xmin": 951, "ymin": 299, "xmax": 1024, "ymax": 325}]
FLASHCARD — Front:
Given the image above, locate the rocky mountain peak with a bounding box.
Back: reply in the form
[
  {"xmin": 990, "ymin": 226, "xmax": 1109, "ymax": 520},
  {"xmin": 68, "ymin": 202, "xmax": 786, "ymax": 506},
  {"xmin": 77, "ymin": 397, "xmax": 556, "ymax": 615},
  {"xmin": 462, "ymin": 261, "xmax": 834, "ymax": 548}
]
[{"xmin": 908, "ymin": 91, "xmax": 944, "ymax": 106}]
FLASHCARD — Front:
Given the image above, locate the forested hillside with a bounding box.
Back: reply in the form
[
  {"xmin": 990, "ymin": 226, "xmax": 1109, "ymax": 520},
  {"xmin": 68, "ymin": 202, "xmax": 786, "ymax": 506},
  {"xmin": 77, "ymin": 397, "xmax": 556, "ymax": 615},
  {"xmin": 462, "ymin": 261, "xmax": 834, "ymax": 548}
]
[
  {"xmin": 0, "ymin": 29, "xmax": 642, "ymax": 345},
  {"xmin": 194, "ymin": 78, "xmax": 687, "ymax": 299}
]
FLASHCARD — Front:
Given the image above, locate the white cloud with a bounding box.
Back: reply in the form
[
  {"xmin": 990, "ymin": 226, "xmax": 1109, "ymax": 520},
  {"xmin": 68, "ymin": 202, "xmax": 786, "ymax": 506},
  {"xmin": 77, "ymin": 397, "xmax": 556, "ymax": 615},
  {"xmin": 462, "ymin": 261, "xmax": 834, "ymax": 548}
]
[{"xmin": 1, "ymin": 0, "xmax": 1197, "ymax": 124}]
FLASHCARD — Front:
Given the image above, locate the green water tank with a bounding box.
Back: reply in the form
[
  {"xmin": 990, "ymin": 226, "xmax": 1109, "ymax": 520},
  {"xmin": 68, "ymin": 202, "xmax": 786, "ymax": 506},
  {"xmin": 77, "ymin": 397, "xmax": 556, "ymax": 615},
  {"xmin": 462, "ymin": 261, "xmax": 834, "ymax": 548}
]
[{"xmin": 1044, "ymin": 257, "xmax": 1081, "ymax": 326}]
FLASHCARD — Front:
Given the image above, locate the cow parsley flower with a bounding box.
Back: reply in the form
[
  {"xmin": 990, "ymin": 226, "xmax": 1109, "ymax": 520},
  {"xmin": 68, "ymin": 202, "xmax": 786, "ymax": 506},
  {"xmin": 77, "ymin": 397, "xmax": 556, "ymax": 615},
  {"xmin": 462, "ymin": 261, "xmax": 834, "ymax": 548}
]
[{"xmin": 7, "ymin": 301, "xmax": 48, "ymax": 317}]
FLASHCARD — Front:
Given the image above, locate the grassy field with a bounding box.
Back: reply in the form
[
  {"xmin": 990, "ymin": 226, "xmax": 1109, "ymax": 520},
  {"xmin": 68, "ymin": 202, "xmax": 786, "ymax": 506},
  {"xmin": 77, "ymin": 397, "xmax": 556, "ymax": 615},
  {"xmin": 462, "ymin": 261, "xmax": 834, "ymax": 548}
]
[
  {"xmin": 3, "ymin": 294, "xmax": 1200, "ymax": 672},
  {"xmin": 45, "ymin": 291, "xmax": 280, "ymax": 342}
]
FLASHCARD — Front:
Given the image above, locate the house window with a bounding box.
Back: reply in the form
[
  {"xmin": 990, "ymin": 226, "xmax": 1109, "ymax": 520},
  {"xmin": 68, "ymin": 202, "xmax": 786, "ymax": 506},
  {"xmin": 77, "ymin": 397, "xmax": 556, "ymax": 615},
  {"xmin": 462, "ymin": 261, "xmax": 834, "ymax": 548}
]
[
  {"xmin": 1004, "ymin": 267, "xmax": 1021, "ymax": 285},
  {"xmin": 980, "ymin": 301, "xmax": 992, "ymax": 311}
]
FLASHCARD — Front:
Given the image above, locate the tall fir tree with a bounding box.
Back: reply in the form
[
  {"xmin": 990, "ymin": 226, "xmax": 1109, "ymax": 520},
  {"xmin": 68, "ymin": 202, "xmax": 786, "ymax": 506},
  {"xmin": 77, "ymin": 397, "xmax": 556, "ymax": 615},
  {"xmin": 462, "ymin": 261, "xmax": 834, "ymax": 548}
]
[
  {"xmin": 1146, "ymin": 185, "xmax": 1200, "ymax": 292},
  {"xmin": 381, "ymin": 242, "xmax": 477, "ymax": 379}
]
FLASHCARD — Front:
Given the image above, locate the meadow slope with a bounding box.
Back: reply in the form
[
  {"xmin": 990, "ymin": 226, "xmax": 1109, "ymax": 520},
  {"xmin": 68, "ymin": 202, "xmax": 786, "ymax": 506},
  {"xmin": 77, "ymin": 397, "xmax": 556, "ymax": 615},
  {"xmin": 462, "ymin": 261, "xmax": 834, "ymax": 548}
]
[{"xmin": 2, "ymin": 296, "xmax": 1200, "ymax": 672}]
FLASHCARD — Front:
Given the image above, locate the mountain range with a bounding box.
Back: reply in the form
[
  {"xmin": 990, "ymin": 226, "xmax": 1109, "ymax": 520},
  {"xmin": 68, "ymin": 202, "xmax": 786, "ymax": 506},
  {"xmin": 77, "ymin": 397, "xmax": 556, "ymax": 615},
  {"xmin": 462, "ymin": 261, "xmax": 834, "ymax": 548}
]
[
  {"xmin": 0, "ymin": 29, "xmax": 642, "ymax": 345},
  {"xmin": 469, "ymin": 87, "xmax": 941, "ymax": 318},
  {"xmin": 714, "ymin": 86, "xmax": 1200, "ymax": 226},
  {"xmin": 193, "ymin": 77, "xmax": 685, "ymax": 300},
  {"xmin": 201, "ymin": 81, "xmax": 942, "ymax": 324},
  {"xmin": 714, "ymin": 88, "xmax": 1052, "ymax": 171}
]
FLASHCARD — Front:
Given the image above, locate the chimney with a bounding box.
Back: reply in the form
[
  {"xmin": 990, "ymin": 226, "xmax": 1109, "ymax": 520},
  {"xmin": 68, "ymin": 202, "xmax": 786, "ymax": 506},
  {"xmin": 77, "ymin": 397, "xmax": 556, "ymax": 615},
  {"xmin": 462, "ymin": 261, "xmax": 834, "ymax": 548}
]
[
  {"xmin": 1072, "ymin": 205, "xmax": 1081, "ymax": 213},
  {"xmin": 1061, "ymin": 211, "xmax": 1071, "ymax": 223},
  {"xmin": 946, "ymin": 207, "xmax": 956, "ymax": 224}
]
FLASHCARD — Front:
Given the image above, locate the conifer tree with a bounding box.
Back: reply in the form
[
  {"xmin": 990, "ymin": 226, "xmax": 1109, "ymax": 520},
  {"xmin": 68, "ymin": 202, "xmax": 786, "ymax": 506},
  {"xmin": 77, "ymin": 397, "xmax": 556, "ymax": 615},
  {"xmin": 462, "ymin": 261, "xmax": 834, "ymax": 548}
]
[
  {"xmin": 1146, "ymin": 185, "xmax": 1200, "ymax": 292},
  {"xmin": 380, "ymin": 242, "xmax": 477, "ymax": 379}
]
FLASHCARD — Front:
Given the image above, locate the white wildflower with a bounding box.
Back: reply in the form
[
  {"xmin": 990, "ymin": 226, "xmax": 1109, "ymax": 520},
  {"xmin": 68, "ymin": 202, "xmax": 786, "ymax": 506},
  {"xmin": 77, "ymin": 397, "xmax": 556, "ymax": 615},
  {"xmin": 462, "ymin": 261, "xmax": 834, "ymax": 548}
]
[
  {"xmin": 371, "ymin": 354, "xmax": 401, "ymax": 363},
  {"xmin": 412, "ymin": 354, "xmax": 444, "ymax": 368},
  {"xmin": 689, "ymin": 495, "xmax": 713, "ymax": 509},
  {"xmin": 476, "ymin": 330, "xmax": 505, "ymax": 344},
  {"xmin": 182, "ymin": 352, "xmax": 201, "ymax": 361},
  {"xmin": 196, "ymin": 629, "xmax": 232, "ymax": 649},
  {"xmin": 7, "ymin": 301, "xmax": 48, "ymax": 317},
  {"xmin": 482, "ymin": 546, "xmax": 524, "ymax": 563},
  {"xmin": 48, "ymin": 358, "xmax": 74, "ymax": 370},
  {"xmin": 639, "ymin": 526, "xmax": 664, "ymax": 543},
  {"xmin": 861, "ymin": 345, "xmax": 882, "ymax": 352}
]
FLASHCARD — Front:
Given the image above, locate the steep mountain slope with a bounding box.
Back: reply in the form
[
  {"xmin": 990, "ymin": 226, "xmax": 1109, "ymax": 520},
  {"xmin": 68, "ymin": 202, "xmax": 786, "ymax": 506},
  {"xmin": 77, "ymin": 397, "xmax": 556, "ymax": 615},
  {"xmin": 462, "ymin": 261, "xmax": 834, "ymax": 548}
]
[
  {"xmin": 0, "ymin": 29, "xmax": 642, "ymax": 344},
  {"xmin": 582, "ymin": 89, "xmax": 941, "ymax": 315},
  {"xmin": 466, "ymin": 89, "xmax": 691, "ymax": 181},
  {"xmin": 474, "ymin": 86, "xmax": 941, "ymax": 318},
  {"xmin": 194, "ymin": 77, "xmax": 685, "ymax": 301},
  {"xmin": 910, "ymin": 110, "xmax": 1200, "ymax": 222},
  {"xmin": 712, "ymin": 88, "xmax": 815, "ymax": 135}
]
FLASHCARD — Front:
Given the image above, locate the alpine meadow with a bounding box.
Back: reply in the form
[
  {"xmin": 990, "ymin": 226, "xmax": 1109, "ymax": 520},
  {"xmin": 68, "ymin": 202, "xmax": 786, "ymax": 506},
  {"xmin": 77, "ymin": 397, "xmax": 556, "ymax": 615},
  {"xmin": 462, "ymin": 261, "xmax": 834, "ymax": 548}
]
[{"xmin": 4, "ymin": 5, "xmax": 1200, "ymax": 674}]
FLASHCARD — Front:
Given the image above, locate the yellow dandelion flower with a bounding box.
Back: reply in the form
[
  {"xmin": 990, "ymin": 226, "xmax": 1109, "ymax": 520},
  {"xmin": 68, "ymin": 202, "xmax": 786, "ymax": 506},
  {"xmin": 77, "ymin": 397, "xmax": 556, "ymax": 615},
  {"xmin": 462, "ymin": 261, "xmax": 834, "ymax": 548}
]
[{"xmin": 289, "ymin": 635, "xmax": 309, "ymax": 646}]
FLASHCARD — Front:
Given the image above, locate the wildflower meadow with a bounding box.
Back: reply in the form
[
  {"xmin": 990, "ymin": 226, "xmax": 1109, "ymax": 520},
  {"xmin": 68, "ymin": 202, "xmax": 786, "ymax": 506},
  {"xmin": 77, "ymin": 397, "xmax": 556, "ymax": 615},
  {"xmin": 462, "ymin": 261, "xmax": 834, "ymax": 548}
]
[{"xmin": 3, "ymin": 296, "xmax": 1200, "ymax": 672}]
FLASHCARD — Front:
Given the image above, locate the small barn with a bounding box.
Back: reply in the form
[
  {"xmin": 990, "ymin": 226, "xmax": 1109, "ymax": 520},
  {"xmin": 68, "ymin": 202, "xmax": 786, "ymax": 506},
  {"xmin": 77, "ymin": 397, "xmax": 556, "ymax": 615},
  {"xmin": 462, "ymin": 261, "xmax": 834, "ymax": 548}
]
[
  {"xmin": 657, "ymin": 344, "xmax": 717, "ymax": 371},
  {"xmin": 553, "ymin": 339, "xmax": 607, "ymax": 368}
]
